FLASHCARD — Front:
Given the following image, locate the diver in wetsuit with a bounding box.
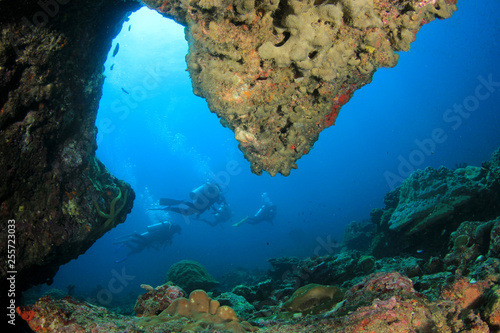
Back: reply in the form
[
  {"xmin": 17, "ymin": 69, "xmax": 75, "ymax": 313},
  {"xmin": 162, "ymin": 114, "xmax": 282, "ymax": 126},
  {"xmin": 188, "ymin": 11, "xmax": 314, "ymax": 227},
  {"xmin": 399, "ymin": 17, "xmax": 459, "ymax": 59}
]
[
  {"xmin": 199, "ymin": 200, "xmax": 234, "ymax": 226},
  {"xmin": 233, "ymin": 192, "xmax": 277, "ymax": 227},
  {"xmin": 157, "ymin": 183, "xmax": 224, "ymax": 217},
  {"xmin": 114, "ymin": 221, "xmax": 181, "ymax": 262}
]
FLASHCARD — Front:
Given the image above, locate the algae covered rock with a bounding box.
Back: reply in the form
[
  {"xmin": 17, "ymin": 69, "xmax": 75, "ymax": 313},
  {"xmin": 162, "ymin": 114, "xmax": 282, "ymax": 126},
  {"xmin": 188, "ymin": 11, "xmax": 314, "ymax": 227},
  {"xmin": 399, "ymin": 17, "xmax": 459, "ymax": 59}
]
[
  {"xmin": 142, "ymin": 0, "xmax": 458, "ymax": 176},
  {"xmin": 216, "ymin": 292, "xmax": 256, "ymax": 320},
  {"xmin": 281, "ymin": 283, "xmax": 344, "ymax": 314},
  {"xmin": 134, "ymin": 282, "xmax": 186, "ymax": 316},
  {"xmin": 0, "ymin": 0, "xmax": 139, "ymax": 293},
  {"xmin": 166, "ymin": 260, "xmax": 219, "ymax": 294},
  {"xmin": 370, "ymin": 150, "xmax": 500, "ymax": 257}
]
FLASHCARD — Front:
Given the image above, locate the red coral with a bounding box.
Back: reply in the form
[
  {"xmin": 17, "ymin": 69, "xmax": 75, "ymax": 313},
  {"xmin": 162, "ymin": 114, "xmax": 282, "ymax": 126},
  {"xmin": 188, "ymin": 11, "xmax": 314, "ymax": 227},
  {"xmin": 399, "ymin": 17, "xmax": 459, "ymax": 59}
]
[
  {"xmin": 16, "ymin": 307, "xmax": 35, "ymax": 322},
  {"xmin": 325, "ymin": 91, "xmax": 352, "ymax": 127}
]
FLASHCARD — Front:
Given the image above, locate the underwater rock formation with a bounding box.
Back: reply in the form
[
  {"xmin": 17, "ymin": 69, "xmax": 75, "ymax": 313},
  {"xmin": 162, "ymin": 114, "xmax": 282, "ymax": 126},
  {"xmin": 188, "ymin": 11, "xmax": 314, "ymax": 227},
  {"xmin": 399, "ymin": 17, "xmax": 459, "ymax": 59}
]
[
  {"xmin": 0, "ymin": 0, "xmax": 138, "ymax": 293},
  {"xmin": 166, "ymin": 260, "xmax": 220, "ymax": 293},
  {"xmin": 17, "ymin": 290, "xmax": 259, "ymax": 332},
  {"xmin": 162, "ymin": 289, "xmax": 258, "ymax": 332},
  {"xmin": 370, "ymin": 148, "xmax": 500, "ymax": 257},
  {"xmin": 134, "ymin": 282, "xmax": 186, "ymax": 316},
  {"xmin": 19, "ymin": 271, "xmax": 499, "ymax": 332},
  {"xmin": 17, "ymin": 147, "xmax": 500, "ymax": 331},
  {"xmin": 142, "ymin": 0, "xmax": 458, "ymax": 176},
  {"xmin": 281, "ymin": 283, "xmax": 344, "ymax": 314}
]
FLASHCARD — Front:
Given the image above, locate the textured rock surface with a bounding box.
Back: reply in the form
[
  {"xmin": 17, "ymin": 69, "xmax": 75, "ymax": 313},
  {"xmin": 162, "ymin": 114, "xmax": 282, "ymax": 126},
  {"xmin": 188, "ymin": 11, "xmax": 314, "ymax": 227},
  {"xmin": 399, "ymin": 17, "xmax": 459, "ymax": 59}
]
[
  {"xmin": 142, "ymin": 0, "xmax": 458, "ymax": 176},
  {"xmin": 0, "ymin": 0, "xmax": 139, "ymax": 292},
  {"xmin": 18, "ymin": 272, "xmax": 498, "ymax": 332},
  {"xmin": 371, "ymin": 148, "xmax": 500, "ymax": 257},
  {"xmin": 134, "ymin": 282, "xmax": 186, "ymax": 316},
  {"xmin": 281, "ymin": 283, "xmax": 344, "ymax": 314}
]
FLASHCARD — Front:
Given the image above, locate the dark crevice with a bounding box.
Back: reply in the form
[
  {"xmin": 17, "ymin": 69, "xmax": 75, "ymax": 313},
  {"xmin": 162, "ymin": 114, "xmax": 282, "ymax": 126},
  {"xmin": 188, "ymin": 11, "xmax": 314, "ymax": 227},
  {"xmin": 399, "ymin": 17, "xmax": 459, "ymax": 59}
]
[
  {"xmin": 291, "ymin": 63, "xmax": 303, "ymax": 79},
  {"xmin": 274, "ymin": 31, "xmax": 290, "ymax": 47},
  {"xmin": 271, "ymin": 0, "xmax": 291, "ymax": 29},
  {"xmin": 279, "ymin": 119, "xmax": 293, "ymax": 135},
  {"xmin": 276, "ymin": 105, "xmax": 285, "ymax": 117}
]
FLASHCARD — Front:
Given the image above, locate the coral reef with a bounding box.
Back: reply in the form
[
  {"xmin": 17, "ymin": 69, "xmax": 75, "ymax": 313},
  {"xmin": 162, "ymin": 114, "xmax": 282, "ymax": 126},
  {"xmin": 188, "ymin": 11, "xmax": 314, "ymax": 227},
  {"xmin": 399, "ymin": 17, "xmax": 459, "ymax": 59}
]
[
  {"xmin": 142, "ymin": 0, "xmax": 458, "ymax": 176},
  {"xmin": 0, "ymin": 0, "xmax": 463, "ymax": 322},
  {"xmin": 134, "ymin": 282, "xmax": 186, "ymax": 316},
  {"xmin": 17, "ymin": 289, "xmax": 258, "ymax": 332},
  {"xmin": 216, "ymin": 292, "xmax": 256, "ymax": 320},
  {"xmin": 161, "ymin": 289, "xmax": 258, "ymax": 332},
  {"xmin": 281, "ymin": 283, "xmax": 344, "ymax": 314},
  {"xmin": 370, "ymin": 148, "xmax": 500, "ymax": 258},
  {"xmin": 166, "ymin": 260, "xmax": 220, "ymax": 293},
  {"xmin": 0, "ymin": 0, "xmax": 138, "ymax": 293},
  {"xmin": 17, "ymin": 149, "xmax": 500, "ymax": 332}
]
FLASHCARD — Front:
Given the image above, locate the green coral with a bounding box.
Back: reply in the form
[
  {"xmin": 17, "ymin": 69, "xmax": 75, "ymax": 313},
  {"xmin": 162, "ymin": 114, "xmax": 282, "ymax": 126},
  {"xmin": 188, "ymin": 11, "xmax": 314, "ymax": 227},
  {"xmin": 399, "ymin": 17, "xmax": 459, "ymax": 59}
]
[
  {"xmin": 166, "ymin": 260, "xmax": 219, "ymax": 294},
  {"xmin": 93, "ymin": 186, "xmax": 129, "ymax": 230}
]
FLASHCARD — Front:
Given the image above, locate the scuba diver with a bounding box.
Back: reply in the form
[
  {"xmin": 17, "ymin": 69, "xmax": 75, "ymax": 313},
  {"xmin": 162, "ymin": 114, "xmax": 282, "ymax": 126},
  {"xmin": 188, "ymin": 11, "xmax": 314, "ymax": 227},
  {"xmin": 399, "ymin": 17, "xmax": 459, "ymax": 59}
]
[
  {"xmin": 233, "ymin": 192, "xmax": 277, "ymax": 227},
  {"xmin": 199, "ymin": 200, "xmax": 234, "ymax": 226},
  {"xmin": 157, "ymin": 182, "xmax": 224, "ymax": 217},
  {"xmin": 113, "ymin": 221, "xmax": 181, "ymax": 263}
]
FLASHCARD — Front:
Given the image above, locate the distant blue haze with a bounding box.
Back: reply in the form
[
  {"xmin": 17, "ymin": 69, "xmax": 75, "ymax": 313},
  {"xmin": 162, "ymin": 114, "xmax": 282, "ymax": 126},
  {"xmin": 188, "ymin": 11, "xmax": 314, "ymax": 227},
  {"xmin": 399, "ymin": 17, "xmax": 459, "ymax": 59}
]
[{"xmin": 48, "ymin": 2, "xmax": 500, "ymax": 304}]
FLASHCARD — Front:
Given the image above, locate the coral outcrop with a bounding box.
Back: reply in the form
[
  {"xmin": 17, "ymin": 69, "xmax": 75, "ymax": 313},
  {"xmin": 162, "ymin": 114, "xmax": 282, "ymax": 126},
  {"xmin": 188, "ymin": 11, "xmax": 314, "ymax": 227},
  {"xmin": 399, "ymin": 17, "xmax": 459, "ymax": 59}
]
[
  {"xmin": 281, "ymin": 283, "xmax": 344, "ymax": 314},
  {"xmin": 166, "ymin": 260, "xmax": 220, "ymax": 293},
  {"xmin": 0, "ymin": 0, "xmax": 139, "ymax": 293},
  {"xmin": 161, "ymin": 289, "xmax": 258, "ymax": 332},
  {"xmin": 134, "ymin": 282, "xmax": 186, "ymax": 316},
  {"xmin": 17, "ymin": 289, "xmax": 258, "ymax": 332},
  {"xmin": 370, "ymin": 148, "xmax": 500, "ymax": 258},
  {"xmin": 142, "ymin": 0, "xmax": 458, "ymax": 176}
]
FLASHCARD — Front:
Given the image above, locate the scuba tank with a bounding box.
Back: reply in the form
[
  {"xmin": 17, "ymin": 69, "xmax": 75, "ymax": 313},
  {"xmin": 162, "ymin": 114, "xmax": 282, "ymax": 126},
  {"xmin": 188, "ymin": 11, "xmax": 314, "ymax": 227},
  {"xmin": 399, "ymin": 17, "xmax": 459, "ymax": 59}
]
[
  {"xmin": 146, "ymin": 221, "xmax": 170, "ymax": 233},
  {"xmin": 189, "ymin": 183, "xmax": 221, "ymax": 209}
]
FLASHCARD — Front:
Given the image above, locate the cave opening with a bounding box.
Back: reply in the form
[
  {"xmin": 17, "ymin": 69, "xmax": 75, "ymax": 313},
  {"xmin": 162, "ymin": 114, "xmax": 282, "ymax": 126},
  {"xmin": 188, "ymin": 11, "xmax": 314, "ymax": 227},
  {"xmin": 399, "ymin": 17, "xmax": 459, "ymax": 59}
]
[{"xmin": 21, "ymin": 1, "xmax": 500, "ymax": 314}]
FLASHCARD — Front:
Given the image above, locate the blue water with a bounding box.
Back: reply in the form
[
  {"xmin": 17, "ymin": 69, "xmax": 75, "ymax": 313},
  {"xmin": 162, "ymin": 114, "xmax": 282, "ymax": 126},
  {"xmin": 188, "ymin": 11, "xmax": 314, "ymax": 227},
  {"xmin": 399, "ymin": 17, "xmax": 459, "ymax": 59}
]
[{"xmin": 48, "ymin": 2, "xmax": 500, "ymax": 306}]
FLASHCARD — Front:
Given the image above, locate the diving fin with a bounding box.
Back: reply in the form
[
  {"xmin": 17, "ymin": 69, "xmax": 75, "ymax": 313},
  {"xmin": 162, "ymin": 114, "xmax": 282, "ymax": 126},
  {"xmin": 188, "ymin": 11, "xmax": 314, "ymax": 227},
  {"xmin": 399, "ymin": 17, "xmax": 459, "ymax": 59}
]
[{"xmin": 233, "ymin": 216, "xmax": 248, "ymax": 227}]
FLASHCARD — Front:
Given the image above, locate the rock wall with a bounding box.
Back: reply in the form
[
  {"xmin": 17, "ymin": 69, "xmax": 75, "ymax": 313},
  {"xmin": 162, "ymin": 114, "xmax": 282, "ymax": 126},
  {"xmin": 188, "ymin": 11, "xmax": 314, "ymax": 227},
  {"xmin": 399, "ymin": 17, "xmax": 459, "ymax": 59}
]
[
  {"xmin": 0, "ymin": 0, "xmax": 140, "ymax": 292},
  {"xmin": 143, "ymin": 0, "xmax": 458, "ymax": 176},
  {"xmin": 369, "ymin": 148, "xmax": 500, "ymax": 257}
]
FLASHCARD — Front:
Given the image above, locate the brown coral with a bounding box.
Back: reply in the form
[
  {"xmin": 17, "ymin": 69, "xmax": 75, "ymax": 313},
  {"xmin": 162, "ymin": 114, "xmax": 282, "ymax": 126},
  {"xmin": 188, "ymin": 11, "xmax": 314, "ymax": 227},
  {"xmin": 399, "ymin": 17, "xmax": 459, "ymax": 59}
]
[
  {"xmin": 161, "ymin": 289, "xmax": 257, "ymax": 332},
  {"xmin": 142, "ymin": 0, "xmax": 458, "ymax": 176}
]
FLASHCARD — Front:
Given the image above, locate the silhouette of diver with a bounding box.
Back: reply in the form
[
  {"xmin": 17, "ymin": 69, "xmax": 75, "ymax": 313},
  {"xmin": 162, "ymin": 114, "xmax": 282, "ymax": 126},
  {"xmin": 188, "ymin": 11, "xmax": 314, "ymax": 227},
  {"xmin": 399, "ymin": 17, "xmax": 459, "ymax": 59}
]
[
  {"xmin": 156, "ymin": 183, "xmax": 224, "ymax": 217},
  {"xmin": 113, "ymin": 221, "xmax": 181, "ymax": 263},
  {"xmin": 199, "ymin": 200, "xmax": 234, "ymax": 226},
  {"xmin": 234, "ymin": 192, "xmax": 276, "ymax": 227}
]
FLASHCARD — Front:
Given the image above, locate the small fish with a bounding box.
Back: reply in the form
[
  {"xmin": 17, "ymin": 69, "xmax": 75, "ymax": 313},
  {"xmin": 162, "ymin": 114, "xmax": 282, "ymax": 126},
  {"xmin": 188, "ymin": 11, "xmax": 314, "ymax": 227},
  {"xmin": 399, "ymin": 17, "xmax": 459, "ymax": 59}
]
[
  {"xmin": 112, "ymin": 43, "xmax": 120, "ymax": 57},
  {"xmin": 128, "ymin": 25, "xmax": 131, "ymax": 31},
  {"xmin": 121, "ymin": 88, "xmax": 129, "ymax": 94},
  {"xmin": 416, "ymin": 249, "xmax": 424, "ymax": 254},
  {"xmin": 110, "ymin": 64, "xmax": 114, "ymax": 71}
]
